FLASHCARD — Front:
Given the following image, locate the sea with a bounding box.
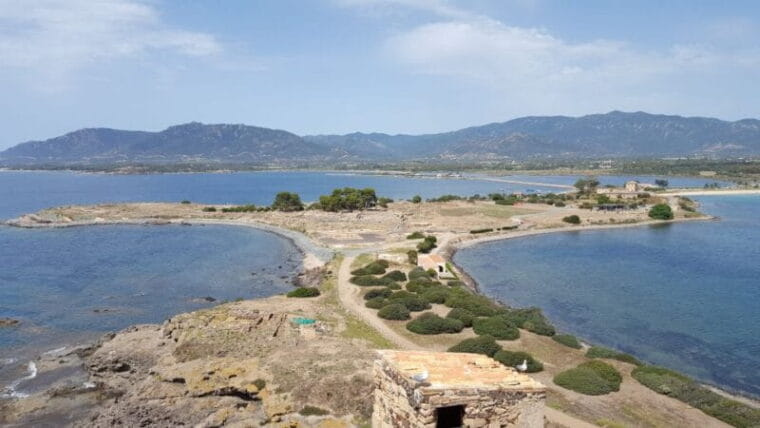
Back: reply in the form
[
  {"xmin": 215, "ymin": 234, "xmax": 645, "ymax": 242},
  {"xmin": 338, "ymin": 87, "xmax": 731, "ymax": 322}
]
[{"xmin": 0, "ymin": 170, "xmax": 751, "ymax": 396}]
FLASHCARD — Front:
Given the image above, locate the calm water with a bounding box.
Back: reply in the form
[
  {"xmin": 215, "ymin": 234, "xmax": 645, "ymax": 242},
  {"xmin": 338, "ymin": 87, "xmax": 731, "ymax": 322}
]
[{"xmin": 455, "ymin": 195, "xmax": 760, "ymax": 397}]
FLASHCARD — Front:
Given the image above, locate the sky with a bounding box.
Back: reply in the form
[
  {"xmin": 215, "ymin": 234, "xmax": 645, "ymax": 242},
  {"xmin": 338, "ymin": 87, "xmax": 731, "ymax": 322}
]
[{"xmin": 1, "ymin": 0, "xmax": 759, "ymax": 149}]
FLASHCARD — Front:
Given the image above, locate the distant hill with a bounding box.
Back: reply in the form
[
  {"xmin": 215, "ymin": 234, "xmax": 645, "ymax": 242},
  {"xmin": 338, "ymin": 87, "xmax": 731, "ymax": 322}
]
[{"xmin": 2, "ymin": 112, "xmax": 759, "ymax": 166}]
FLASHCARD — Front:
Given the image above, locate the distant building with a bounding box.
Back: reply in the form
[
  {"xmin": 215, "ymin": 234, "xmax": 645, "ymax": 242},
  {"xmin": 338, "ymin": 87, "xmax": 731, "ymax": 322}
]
[
  {"xmin": 596, "ymin": 180, "xmax": 648, "ymax": 200},
  {"xmin": 417, "ymin": 254, "xmax": 453, "ymax": 279},
  {"xmin": 373, "ymin": 350, "xmax": 546, "ymax": 427}
]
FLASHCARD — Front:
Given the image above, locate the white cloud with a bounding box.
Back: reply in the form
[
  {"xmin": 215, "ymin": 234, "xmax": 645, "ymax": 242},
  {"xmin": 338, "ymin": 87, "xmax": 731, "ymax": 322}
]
[
  {"xmin": 332, "ymin": 0, "xmax": 474, "ymax": 19},
  {"xmin": 0, "ymin": 0, "xmax": 221, "ymax": 72}
]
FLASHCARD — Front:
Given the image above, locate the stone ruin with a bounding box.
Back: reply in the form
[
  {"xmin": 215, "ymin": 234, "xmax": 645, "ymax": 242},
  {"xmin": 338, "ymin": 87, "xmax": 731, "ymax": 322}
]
[{"xmin": 373, "ymin": 350, "xmax": 546, "ymax": 427}]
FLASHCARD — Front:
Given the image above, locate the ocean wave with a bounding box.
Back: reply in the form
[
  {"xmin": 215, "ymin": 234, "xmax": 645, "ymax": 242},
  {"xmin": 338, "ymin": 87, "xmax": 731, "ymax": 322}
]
[{"xmin": 0, "ymin": 361, "xmax": 37, "ymax": 399}]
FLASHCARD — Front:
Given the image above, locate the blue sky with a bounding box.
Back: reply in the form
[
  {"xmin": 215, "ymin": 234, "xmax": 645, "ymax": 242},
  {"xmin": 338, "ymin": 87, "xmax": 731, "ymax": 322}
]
[{"xmin": 1, "ymin": 0, "xmax": 759, "ymax": 148}]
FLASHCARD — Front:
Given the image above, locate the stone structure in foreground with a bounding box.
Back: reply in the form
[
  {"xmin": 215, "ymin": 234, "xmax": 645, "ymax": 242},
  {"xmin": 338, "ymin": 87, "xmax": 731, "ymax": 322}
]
[{"xmin": 373, "ymin": 350, "xmax": 546, "ymax": 427}]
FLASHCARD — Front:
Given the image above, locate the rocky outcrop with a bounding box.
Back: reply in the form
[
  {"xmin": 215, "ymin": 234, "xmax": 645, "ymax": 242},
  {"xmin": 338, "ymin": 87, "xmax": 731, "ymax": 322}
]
[{"xmin": 0, "ymin": 317, "xmax": 20, "ymax": 327}]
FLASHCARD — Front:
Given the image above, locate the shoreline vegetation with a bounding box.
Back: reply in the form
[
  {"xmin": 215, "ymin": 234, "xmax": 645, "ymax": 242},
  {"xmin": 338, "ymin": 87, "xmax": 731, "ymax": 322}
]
[{"xmin": 3, "ymin": 185, "xmax": 760, "ymax": 426}]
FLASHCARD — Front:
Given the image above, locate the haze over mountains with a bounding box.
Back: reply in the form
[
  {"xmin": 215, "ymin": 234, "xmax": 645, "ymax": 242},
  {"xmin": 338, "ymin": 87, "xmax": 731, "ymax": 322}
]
[{"xmin": 2, "ymin": 111, "xmax": 759, "ymax": 166}]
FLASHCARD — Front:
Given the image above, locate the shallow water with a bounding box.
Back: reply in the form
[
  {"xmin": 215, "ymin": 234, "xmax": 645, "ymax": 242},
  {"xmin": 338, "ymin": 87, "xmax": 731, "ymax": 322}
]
[{"xmin": 454, "ymin": 195, "xmax": 760, "ymax": 397}]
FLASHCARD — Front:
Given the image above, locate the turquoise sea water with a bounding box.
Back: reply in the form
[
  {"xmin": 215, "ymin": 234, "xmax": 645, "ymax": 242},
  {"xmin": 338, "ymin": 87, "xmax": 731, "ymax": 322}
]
[{"xmin": 454, "ymin": 195, "xmax": 760, "ymax": 397}]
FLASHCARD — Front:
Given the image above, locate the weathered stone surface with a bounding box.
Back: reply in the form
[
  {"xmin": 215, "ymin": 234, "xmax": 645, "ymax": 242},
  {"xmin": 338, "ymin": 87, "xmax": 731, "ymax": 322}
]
[{"xmin": 153, "ymin": 357, "xmax": 263, "ymax": 399}]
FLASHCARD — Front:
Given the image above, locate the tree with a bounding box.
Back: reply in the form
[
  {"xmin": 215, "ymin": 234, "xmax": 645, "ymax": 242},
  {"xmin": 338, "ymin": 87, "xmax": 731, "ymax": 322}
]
[
  {"xmin": 318, "ymin": 187, "xmax": 379, "ymax": 211},
  {"xmin": 654, "ymin": 179, "xmax": 669, "ymax": 188},
  {"xmin": 272, "ymin": 192, "xmax": 304, "ymax": 211},
  {"xmin": 411, "ymin": 195, "xmax": 422, "ymax": 204},
  {"xmin": 574, "ymin": 177, "xmax": 600, "ymax": 193},
  {"xmin": 648, "ymin": 203, "xmax": 673, "ymax": 220},
  {"xmin": 596, "ymin": 194, "xmax": 611, "ymax": 204}
]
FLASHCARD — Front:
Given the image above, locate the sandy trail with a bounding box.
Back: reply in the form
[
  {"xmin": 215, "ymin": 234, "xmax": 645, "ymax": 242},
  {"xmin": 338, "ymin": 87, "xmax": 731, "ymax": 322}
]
[{"xmin": 337, "ymin": 255, "xmax": 424, "ymax": 350}]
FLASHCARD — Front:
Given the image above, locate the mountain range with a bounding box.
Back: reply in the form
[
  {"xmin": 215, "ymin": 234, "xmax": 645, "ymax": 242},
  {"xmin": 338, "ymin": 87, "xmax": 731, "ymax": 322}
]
[{"xmin": 2, "ymin": 111, "xmax": 759, "ymax": 166}]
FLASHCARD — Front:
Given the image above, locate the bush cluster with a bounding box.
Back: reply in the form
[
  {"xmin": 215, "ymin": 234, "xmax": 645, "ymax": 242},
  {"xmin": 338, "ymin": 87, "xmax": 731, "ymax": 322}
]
[
  {"xmin": 446, "ymin": 308, "xmax": 475, "ymax": 327},
  {"xmin": 648, "ymin": 203, "xmax": 674, "ymax": 220},
  {"xmin": 586, "ymin": 346, "xmax": 642, "ymax": 366},
  {"xmin": 351, "ymin": 260, "xmax": 389, "ymax": 276},
  {"xmin": 286, "ymin": 287, "xmax": 320, "ymax": 298},
  {"xmin": 447, "ymin": 280, "xmax": 465, "ymax": 287},
  {"xmin": 406, "ymin": 231, "xmax": 425, "ymax": 239},
  {"xmin": 498, "ymin": 307, "xmax": 556, "ymax": 336},
  {"xmin": 377, "ymin": 303, "xmax": 410, "ymax": 320},
  {"xmin": 552, "ymin": 334, "xmax": 582, "ymax": 349},
  {"xmin": 202, "ymin": 206, "xmax": 217, "ymax": 212},
  {"xmin": 222, "ymin": 204, "xmax": 259, "ymax": 213},
  {"xmin": 448, "ymin": 335, "xmax": 502, "ymax": 357},
  {"xmin": 562, "ymin": 215, "xmax": 581, "ymax": 224},
  {"xmin": 420, "ymin": 286, "xmax": 451, "ymax": 304},
  {"xmin": 408, "ymin": 267, "xmax": 432, "ymax": 281},
  {"xmin": 632, "ymin": 366, "xmax": 760, "ymax": 427},
  {"xmin": 553, "ymin": 361, "xmax": 622, "ymax": 395},
  {"xmin": 406, "ymin": 312, "xmax": 464, "ymax": 335},
  {"xmin": 493, "ymin": 350, "xmax": 543, "ymax": 373},
  {"xmin": 382, "ymin": 270, "xmax": 407, "ymax": 282},
  {"xmin": 388, "ymin": 291, "xmax": 430, "ymax": 312},
  {"xmin": 470, "ymin": 228, "xmax": 494, "ymax": 234},
  {"xmin": 416, "ymin": 235, "xmax": 438, "ymax": 253},
  {"xmin": 363, "ymin": 288, "xmax": 393, "ymax": 300},
  {"xmin": 472, "ymin": 316, "xmax": 520, "ymax": 340},
  {"xmin": 318, "ymin": 187, "xmax": 379, "ymax": 212},
  {"xmin": 365, "ymin": 297, "xmax": 388, "ymax": 309},
  {"xmin": 444, "ymin": 288, "xmax": 499, "ymax": 316},
  {"xmin": 271, "ymin": 192, "xmax": 304, "ymax": 211},
  {"xmin": 350, "ymin": 275, "xmax": 395, "ymax": 287},
  {"xmin": 406, "ymin": 278, "xmax": 437, "ymax": 293}
]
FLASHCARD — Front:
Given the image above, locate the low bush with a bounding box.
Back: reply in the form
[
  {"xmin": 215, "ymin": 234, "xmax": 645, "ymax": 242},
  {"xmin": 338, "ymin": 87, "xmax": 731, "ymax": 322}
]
[
  {"xmin": 446, "ymin": 308, "xmax": 475, "ymax": 327},
  {"xmin": 406, "ymin": 278, "xmax": 437, "ymax": 293},
  {"xmin": 382, "ymin": 270, "xmax": 407, "ymax": 282},
  {"xmin": 386, "ymin": 282, "xmax": 402, "ymax": 290},
  {"xmin": 365, "ymin": 297, "xmax": 389, "ymax": 309},
  {"xmin": 222, "ymin": 204, "xmax": 258, "ymax": 213},
  {"xmin": 202, "ymin": 206, "xmax": 217, "ymax": 212},
  {"xmin": 470, "ymin": 228, "xmax": 494, "ymax": 234},
  {"xmin": 562, "ymin": 215, "xmax": 581, "ymax": 224},
  {"xmin": 388, "ymin": 291, "xmax": 431, "ymax": 312},
  {"xmin": 448, "ymin": 335, "xmax": 502, "ymax": 357},
  {"xmin": 351, "ymin": 260, "xmax": 389, "ymax": 276},
  {"xmin": 631, "ymin": 366, "xmax": 760, "ymax": 427},
  {"xmin": 350, "ymin": 275, "xmax": 395, "ymax": 287},
  {"xmin": 552, "ymin": 334, "xmax": 582, "ymax": 349},
  {"xmin": 377, "ymin": 303, "xmax": 411, "ymax": 320},
  {"xmin": 444, "ymin": 288, "xmax": 500, "ymax": 316},
  {"xmin": 406, "ymin": 313, "xmax": 464, "ymax": 335},
  {"xmin": 286, "ymin": 287, "xmax": 320, "ymax": 298},
  {"xmin": 447, "ymin": 280, "xmax": 466, "ymax": 287},
  {"xmin": 554, "ymin": 201, "xmax": 566, "ymax": 207},
  {"xmin": 407, "ymin": 250, "xmax": 418, "ymax": 265},
  {"xmin": 299, "ymin": 405, "xmax": 330, "ymax": 416},
  {"xmin": 420, "ymin": 286, "xmax": 451, "ymax": 304},
  {"xmin": 416, "ymin": 236, "xmax": 437, "ymax": 253},
  {"xmin": 406, "ymin": 231, "xmax": 425, "ymax": 239},
  {"xmin": 648, "ymin": 203, "xmax": 674, "ymax": 220},
  {"xmin": 553, "ymin": 361, "xmax": 622, "ymax": 395},
  {"xmin": 493, "ymin": 350, "xmax": 543, "ymax": 373},
  {"xmin": 498, "ymin": 307, "xmax": 556, "ymax": 336},
  {"xmin": 363, "ymin": 288, "xmax": 393, "ymax": 300},
  {"xmin": 586, "ymin": 346, "xmax": 642, "ymax": 366},
  {"xmin": 181, "ymin": 200, "xmax": 191, "ymax": 204},
  {"xmin": 408, "ymin": 267, "xmax": 432, "ymax": 281},
  {"xmin": 472, "ymin": 316, "xmax": 520, "ymax": 340}
]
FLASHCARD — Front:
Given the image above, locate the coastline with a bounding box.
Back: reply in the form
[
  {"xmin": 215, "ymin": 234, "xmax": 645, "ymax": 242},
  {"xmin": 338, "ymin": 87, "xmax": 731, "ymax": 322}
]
[{"xmin": 439, "ymin": 215, "xmax": 760, "ymax": 405}]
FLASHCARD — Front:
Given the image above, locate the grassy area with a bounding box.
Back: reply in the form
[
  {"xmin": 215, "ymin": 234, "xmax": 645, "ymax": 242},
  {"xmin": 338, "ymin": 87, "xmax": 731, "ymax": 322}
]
[
  {"xmin": 341, "ymin": 312, "xmax": 396, "ymax": 349},
  {"xmin": 351, "ymin": 253, "xmax": 375, "ymax": 270}
]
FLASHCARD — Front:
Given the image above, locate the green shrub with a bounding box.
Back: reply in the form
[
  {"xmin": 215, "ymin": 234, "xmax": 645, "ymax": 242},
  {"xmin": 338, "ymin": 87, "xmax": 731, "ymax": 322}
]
[
  {"xmin": 411, "ymin": 195, "xmax": 422, "ymax": 203},
  {"xmin": 406, "ymin": 231, "xmax": 425, "ymax": 239},
  {"xmin": 448, "ymin": 336, "xmax": 501, "ymax": 357},
  {"xmin": 388, "ymin": 291, "xmax": 431, "ymax": 312},
  {"xmin": 385, "ymin": 282, "xmax": 402, "ymax": 290},
  {"xmin": 202, "ymin": 206, "xmax": 217, "ymax": 212},
  {"xmin": 562, "ymin": 215, "xmax": 581, "ymax": 224},
  {"xmin": 318, "ymin": 187, "xmax": 379, "ymax": 211},
  {"xmin": 350, "ymin": 275, "xmax": 394, "ymax": 287},
  {"xmin": 406, "ymin": 313, "xmax": 464, "ymax": 335},
  {"xmin": 586, "ymin": 346, "xmax": 642, "ymax": 366},
  {"xmin": 378, "ymin": 303, "xmax": 411, "ymax": 320},
  {"xmin": 498, "ymin": 307, "xmax": 556, "ymax": 336},
  {"xmin": 408, "ymin": 267, "xmax": 431, "ymax": 281},
  {"xmin": 382, "ymin": 270, "xmax": 407, "ymax": 282},
  {"xmin": 299, "ymin": 405, "xmax": 330, "ymax": 416},
  {"xmin": 420, "ymin": 286, "xmax": 451, "ymax": 304},
  {"xmin": 447, "ymin": 280, "xmax": 466, "ymax": 287},
  {"xmin": 649, "ymin": 203, "xmax": 674, "ymax": 220},
  {"xmin": 470, "ymin": 228, "xmax": 494, "ymax": 234},
  {"xmin": 493, "ymin": 350, "xmax": 543, "ymax": 373},
  {"xmin": 416, "ymin": 236, "xmax": 437, "ymax": 253},
  {"xmin": 444, "ymin": 288, "xmax": 499, "ymax": 316},
  {"xmin": 253, "ymin": 378, "xmax": 266, "ymax": 390},
  {"xmin": 363, "ymin": 288, "xmax": 393, "ymax": 300},
  {"xmin": 351, "ymin": 260, "xmax": 389, "ymax": 276},
  {"xmin": 631, "ymin": 366, "xmax": 760, "ymax": 427},
  {"xmin": 406, "ymin": 278, "xmax": 437, "ymax": 293},
  {"xmin": 554, "ymin": 361, "xmax": 622, "ymax": 395},
  {"xmin": 554, "ymin": 201, "xmax": 566, "ymax": 207},
  {"xmin": 365, "ymin": 297, "xmax": 388, "ymax": 309},
  {"xmin": 473, "ymin": 316, "xmax": 520, "ymax": 340},
  {"xmin": 407, "ymin": 250, "xmax": 418, "ymax": 265},
  {"xmin": 552, "ymin": 334, "xmax": 582, "ymax": 349},
  {"xmin": 272, "ymin": 192, "xmax": 304, "ymax": 212},
  {"xmin": 446, "ymin": 308, "xmax": 475, "ymax": 327},
  {"xmin": 221, "ymin": 204, "xmax": 258, "ymax": 213},
  {"xmin": 181, "ymin": 200, "xmax": 191, "ymax": 204},
  {"xmin": 286, "ymin": 287, "xmax": 320, "ymax": 298}
]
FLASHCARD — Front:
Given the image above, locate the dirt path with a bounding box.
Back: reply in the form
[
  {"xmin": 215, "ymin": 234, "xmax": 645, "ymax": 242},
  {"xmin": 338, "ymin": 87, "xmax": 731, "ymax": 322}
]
[{"xmin": 337, "ymin": 255, "xmax": 424, "ymax": 350}]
